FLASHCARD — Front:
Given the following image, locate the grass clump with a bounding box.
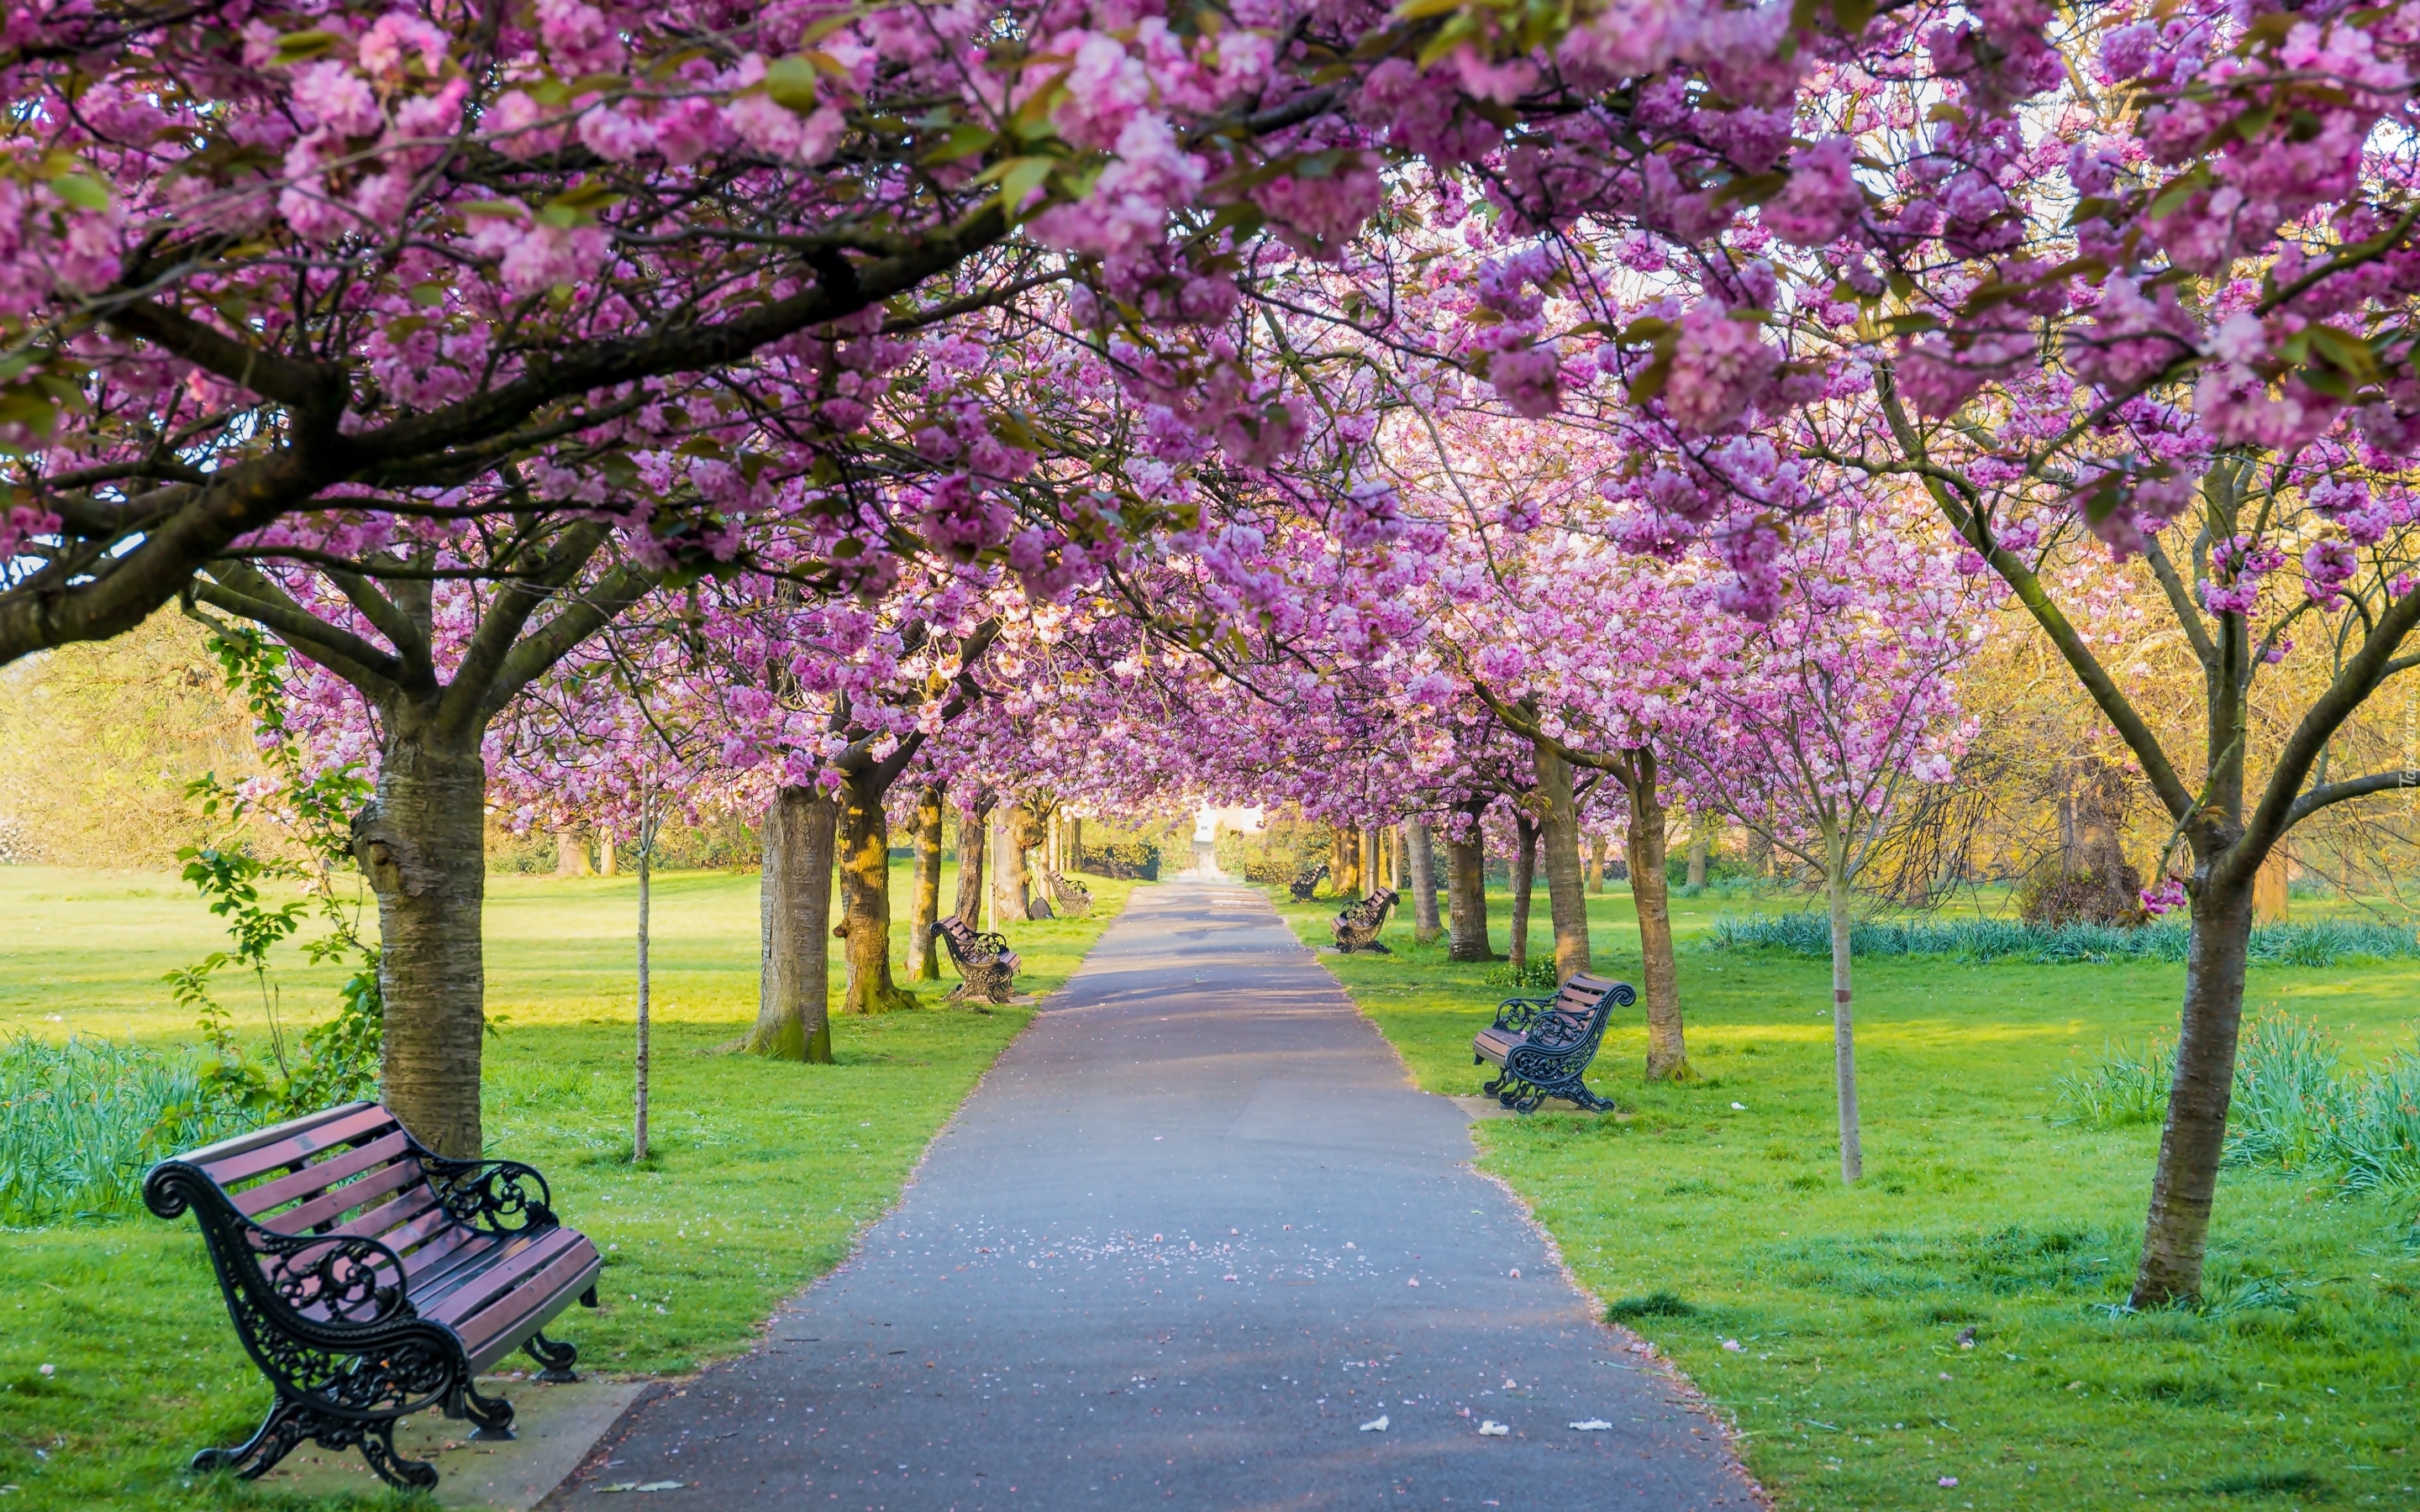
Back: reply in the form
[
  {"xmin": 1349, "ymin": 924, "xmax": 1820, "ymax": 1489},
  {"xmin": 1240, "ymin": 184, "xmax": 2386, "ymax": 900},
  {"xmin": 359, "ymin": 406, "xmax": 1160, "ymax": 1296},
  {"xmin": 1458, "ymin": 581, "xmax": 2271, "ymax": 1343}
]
[
  {"xmin": 1606, "ymin": 1289, "xmax": 1697, "ymax": 1320},
  {"xmin": 1707, "ymin": 911, "xmax": 2420, "ymax": 967},
  {"xmin": 0, "ymin": 1037, "xmax": 250, "ymax": 1226},
  {"xmin": 2056, "ymin": 1011, "xmax": 2420, "ymax": 1198}
]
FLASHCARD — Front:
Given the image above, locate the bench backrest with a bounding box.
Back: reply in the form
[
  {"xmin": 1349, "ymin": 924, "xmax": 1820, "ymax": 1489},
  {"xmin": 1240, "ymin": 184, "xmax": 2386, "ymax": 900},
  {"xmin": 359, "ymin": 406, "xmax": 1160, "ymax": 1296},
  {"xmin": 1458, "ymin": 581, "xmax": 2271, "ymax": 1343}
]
[{"xmin": 1528, "ymin": 973, "xmax": 1636, "ymax": 1055}]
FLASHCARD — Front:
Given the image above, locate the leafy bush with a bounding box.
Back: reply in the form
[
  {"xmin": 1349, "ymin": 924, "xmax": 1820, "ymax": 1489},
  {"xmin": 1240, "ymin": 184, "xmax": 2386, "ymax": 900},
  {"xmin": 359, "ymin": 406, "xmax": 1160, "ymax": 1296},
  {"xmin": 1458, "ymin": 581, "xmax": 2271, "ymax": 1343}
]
[
  {"xmin": 1081, "ymin": 840, "xmax": 1160, "ymax": 880},
  {"xmin": 1482, "ymin": 958, "xmax": 1561, "ymax": 991},
  {"xmin": 2052, "ymin": 1037, "xmax": 2175, "ymax": 1129},
  {"xmin": 1706, "ymin": 911, "xmax": 2420, "ymax": 968},
  {"xmin": 2054, "ymin": 1012, "xmax": 2420, "ymax": 1199},
  {"xmin": 0, "ymin": 1037, "xmax": 255, "ymax": 1226}
]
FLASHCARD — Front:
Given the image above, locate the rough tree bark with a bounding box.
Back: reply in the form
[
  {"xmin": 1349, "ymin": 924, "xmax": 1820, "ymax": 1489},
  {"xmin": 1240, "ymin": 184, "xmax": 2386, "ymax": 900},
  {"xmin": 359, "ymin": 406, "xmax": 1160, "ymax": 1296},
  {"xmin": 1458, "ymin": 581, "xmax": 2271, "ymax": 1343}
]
[
  {"xmin": 838, "ymin": 765, "xmax": 918, "ymax": 1015},
  {"xmin": 1405, "ymin": 820, "xmax": 1441, "ymax": 942},
  {"xmin": 1445, "ymin": 806, "xmax": 1494, "ymax": 962},
  {"xmin": 2135, "ymin": 877, "xmax": 2254, "ymax": 1301},
  {"xmin": 352, "ymin": 727, "xmax": 487, "ymax": 1158},
  {"xmin": 910, "ymin": 781, "xmax": 946, "ymax": 982},
  {"xmin": 747, "ymin": 785, "xmax": 836, "ymax": 1063},
  {"xmin": 955, "ymin": 795, "xmax": 992, "ymax": 929},
  {"xmin": 1825, "ymin": 816, "xmax": 1862, "ymax": 1184},
  {"xmin": 1620, "ymin": 752, "xmax": 1691, "ymax": 1081},
  {"xmin": 1507, "ymin": 813, "xmax": 1539, "ymax": 972},
  {"xmin": 991, "ymin": 804, "xmax": 1039, "ymax": 922},
  {"xmin": 1533, "ymin": 744, "xmax": 1592, "ymax": 983}
]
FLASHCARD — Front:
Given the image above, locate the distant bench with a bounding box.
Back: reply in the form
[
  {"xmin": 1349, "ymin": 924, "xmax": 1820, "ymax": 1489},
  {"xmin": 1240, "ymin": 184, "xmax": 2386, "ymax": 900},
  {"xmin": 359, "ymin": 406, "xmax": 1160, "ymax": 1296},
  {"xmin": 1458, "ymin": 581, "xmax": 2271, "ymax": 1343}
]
[
  {"xmin": 1332, "ymin": 887, "xmax": 1398, "ymax": 953},
  {"xmin": 144, "ymin": 1102, "xmax": 602, "ymax": 1490},
  {"xmin": 1472, "ymin": 972, "xmax": 1634, "ymax": 1113},
  {"xmin": 938, "ymin": 914, "xmax": 1021, "ymax": 1004},
  {"xmin": 1044, "ymin": 869, "xmax": 1092, "ymax": 917},
  {"xmin": 1288, "ymin": 863, "xmax": 1328, "ymax": 902}
]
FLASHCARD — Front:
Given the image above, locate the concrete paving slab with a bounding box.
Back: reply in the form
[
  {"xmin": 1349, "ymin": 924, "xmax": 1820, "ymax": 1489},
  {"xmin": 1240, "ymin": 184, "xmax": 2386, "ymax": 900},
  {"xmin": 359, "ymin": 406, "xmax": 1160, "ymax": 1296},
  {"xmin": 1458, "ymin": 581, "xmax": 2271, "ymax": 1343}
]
[
  {"xmin": 544, "ymin": 881, "xmax": 1757, "ymax": 1510},
  {"xmin": 260, "ymin": 1374, "xmax": 650, "ymax": 1509}
]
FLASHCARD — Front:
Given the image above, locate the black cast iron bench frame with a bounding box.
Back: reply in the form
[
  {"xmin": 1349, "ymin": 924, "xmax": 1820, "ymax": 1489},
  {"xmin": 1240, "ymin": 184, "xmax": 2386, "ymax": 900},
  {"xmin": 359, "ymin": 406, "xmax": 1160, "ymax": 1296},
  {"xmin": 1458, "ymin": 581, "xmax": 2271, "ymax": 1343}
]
[
  {"xmin": 937, "ymin": 915, "xmax": 1021, "ymax": 1004},
  {"xmin": 144, "ymin": 1101, "xmax": 602, "ymax": 1490},
  {"xmin": 1471, "ymin": 972, "xmax": 1635, "ymax": 1113},
  {"xmin": 1332, "ymin": 887, "xmax": 1399, "ymax": 953},
  {"xmin": 1288, "ymin": 863, "xmax": 1328, "ymax": 901}
]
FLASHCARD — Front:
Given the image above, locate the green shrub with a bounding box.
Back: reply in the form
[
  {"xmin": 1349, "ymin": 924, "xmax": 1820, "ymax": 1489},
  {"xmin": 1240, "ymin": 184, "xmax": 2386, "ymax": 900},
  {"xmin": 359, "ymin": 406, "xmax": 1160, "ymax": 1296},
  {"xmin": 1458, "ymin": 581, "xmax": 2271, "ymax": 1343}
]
[
  {"xmin": 1706, "ymin": 911, "xmax": 2420, "ymax": 968},
  {"xmin": 2052, "ymin": 1037, "xmax": 2175, "ymax": 1129},
  {"xmin": 1081, "ymin": 839, "xmax": 1160, "ymax": 880},
  {"xmin": 1482, "ymin": 958, "xmax": 1562, "ymax": 990},
  {"xmin": 2053, "ymin": 1012, "xmax": 2420, "ymax": 1199},
  {"xmin": 0, "ymin": 1037, "xmax": 254, "ymax": 1226}
]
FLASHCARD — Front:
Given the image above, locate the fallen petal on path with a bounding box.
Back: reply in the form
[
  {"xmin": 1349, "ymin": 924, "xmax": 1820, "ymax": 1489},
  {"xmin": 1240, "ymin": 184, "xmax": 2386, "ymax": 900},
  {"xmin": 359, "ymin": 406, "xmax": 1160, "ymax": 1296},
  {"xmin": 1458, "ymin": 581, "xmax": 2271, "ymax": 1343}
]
[{"xmin": 1360, "ymin": 1415, "xmax": 1389, "ymax": 1432}]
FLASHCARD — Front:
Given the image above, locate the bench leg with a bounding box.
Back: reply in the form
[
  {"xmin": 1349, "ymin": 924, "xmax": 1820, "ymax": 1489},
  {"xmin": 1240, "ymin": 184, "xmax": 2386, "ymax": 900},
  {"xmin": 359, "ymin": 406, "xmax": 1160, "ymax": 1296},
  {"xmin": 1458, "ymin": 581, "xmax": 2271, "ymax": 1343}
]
[
  {"xmin": 458, "ymin": 1376, "xmax": 517, "ymax": 1441},
  {"xmin": 194, "ymin": 1394, "xmax": 439, "ymax": 1491},
  {"xmin": 526, "ymin": 1330, "xmax": 581, "ymax": 1383}
]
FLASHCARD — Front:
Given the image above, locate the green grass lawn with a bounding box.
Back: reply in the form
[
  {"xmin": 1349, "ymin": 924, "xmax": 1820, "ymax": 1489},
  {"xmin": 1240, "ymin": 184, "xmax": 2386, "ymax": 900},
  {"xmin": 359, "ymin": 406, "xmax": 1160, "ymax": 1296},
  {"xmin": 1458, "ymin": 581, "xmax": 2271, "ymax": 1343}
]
[
  {"xmin": 0, "ymin": 861, "xmax": 1134, "ymax": 1511},
  {"xmin": 1279, "ymin": 880, "xmax": 2420, "ymax": 1512}
]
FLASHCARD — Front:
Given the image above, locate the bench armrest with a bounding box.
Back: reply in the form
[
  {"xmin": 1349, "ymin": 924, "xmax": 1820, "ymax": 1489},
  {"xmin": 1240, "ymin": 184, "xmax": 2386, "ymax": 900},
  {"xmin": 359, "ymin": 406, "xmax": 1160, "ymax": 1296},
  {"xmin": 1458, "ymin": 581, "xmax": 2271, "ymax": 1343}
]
[
  {"xmin": 145, "ymin": 1159, "xmax": 414, "ymax": 1331},
  {"xmin": 418, "ymin": 1155, "xmax": 559, "ymax": 1236},
  {"xmin": 1491, "ymin": 995, "xmax": 1554, "ymax": 1032}
]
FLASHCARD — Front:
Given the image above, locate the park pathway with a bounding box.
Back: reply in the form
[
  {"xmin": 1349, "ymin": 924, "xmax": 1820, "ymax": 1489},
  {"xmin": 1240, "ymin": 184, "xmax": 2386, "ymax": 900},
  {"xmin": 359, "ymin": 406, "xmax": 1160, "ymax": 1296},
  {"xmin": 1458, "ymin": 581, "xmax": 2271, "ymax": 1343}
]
[{"xmin": 550, "ymin": 880, "xmax": 1754, "ymax": 1511}]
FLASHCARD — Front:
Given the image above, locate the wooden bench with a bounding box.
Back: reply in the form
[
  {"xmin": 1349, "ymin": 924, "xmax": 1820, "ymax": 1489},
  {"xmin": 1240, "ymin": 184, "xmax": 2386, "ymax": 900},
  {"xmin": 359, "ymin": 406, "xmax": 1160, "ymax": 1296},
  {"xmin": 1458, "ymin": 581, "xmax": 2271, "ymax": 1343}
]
[
  {"xmin": 1471, "ymin": 972, "xmax": 1635, "ymax": 1113},
  {"xmin": 1288, "ymin": 863, "xmax": 1328, "ymax": 902},
  {"xmin": 1043, "ymin": 868, "xmax": 1092, "ymax": 917},
  {"xmin": 937, "ymin": 914, "xmax": 1020, "ymax": 1005},
  {"xmin": 143, "ymin": 1102, "xmax": 602, "ymax": 1490},
  {"xmin": 1332, "ymin": 886, "xmax": 1399, "ymax": 953}
]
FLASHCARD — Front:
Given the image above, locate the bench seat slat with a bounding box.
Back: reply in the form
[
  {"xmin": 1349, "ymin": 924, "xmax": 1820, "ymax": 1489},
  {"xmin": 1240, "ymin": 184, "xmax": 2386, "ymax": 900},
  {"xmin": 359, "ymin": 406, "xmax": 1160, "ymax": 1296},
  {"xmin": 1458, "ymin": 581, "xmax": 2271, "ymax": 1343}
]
[
  {"xmin": 419, "ymin": 1228, "xmax": 584, "ymax": 1328},
  {"xmin": 461, "ymin": 1242, "xmax": 604, "ymax": 1373},
  {"xmin": 199, "ymin": 1105, "xmax": 396, "ymax": 1186},
  {"xmin": 443, "ymin": 1234, "xmax": 593, "ymax": 1348},
  {"xmin": 327, "ymin": 1183, "xmax": 439, "ymax": 1246},
  {"xmin": 398, "ymin": 1224, "xmax": 503, "ymax": 1293}
]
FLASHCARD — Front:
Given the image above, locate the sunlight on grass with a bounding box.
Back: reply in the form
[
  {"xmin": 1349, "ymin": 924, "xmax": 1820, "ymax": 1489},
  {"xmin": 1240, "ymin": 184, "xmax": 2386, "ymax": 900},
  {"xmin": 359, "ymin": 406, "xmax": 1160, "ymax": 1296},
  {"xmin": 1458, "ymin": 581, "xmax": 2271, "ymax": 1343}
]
[
  {"xmin": 1276, "ymin": 880, "xmax": 2420, "ymax": 1512},
  {"xmin": 0, "ymin": 862, "xmax": 1134, "ymax": 1512}
]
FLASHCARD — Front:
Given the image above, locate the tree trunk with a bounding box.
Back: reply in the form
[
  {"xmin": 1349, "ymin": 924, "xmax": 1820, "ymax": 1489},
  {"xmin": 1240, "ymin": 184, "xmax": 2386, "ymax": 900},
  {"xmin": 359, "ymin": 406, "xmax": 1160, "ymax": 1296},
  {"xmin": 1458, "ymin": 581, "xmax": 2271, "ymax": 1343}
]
[
  {"xmin": 910, "ymin": 781, "xmax": 945, "ymax": 982},
  {"xmin": 1686, "ymin": 826, "xmax": 1708, "ymax": 889},
  {"xmin": 746, "ymin": 785, "xmax": 835, "ymax": 1063},
  {"xmin": 1445, "ymin": 817, "xmax": 1493, "ymax": 962},
  {"xmin": 634, "ymin": 822, "xmax": 650, "ymax": 1163},
  {"xmin": 1623, "ymin": 759, "xmax": 1690, "ymax": 1081},
  {"xmin": 1360, "ymin": 825, "xmax": 1380, "ymax": 895},
  {"xmin": 955, "ymin": 795, "xmax": 991, "ymax": 929},
  {"xmin": 598, "ymin": 832, "xmax": 618, "ymax": 877},
  {"xmin": 1827, "ymin": 818, "xmax": 1862, "ymax": 1183},
  {"xmin": 1508, "ymin": 815, "xmax": 1539, "ymax": 971},
  {"xmin": 991, "ymin": 805, "xmax": 1034, "ymax": 923},
  {"xmin": 555, "ymin": 827, "xmax": 591, "ymax": 878},
  {"xmin": 1587, "ymin": 833, "xmax": 1606, "ymax": 895},
  {"xmin": 1068, "ymin": 816, "xmax": 1083, "ymax": 874},
  {"xmin": 1533, "ymin": 744, "xmax": 1591, "ymax": 983},
  {"xmin": 352, "ymin": 729, "xmax": 489, "ymax": 1158},
  {"xmin": 2132, "ymin": 874, "xmax": 2255, "ymax": 1306},
  {"xmin": 2252, "ymin": 848, "xmax": 2289, "ymax": 922},
  {"xmin": 839, "ymin": 766, "xmax": 917, "ymax": 1015},
  {"xmin": 1017, "ymin": 804, "xmax": 1055, "ymax": 917},
  {"xmin": 1405, "ymin": 820, "xmax": 1441, "ymax": 942}
]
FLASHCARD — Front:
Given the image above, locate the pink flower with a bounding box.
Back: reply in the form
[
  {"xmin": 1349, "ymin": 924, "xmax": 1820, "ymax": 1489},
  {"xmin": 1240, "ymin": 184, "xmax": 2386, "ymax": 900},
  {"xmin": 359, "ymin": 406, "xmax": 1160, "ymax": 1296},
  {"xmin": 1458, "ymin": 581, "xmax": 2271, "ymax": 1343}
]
[
  {"xmin": 292, "ymin": 60, "xmax": 381, "ymax": 137},
  {"xmin": 1663, "ymin": 303, "xmax": 1775, "ymax": 434},
  {"xmin": 1763, "ymin": 136, "xmax": 1864, "ymax": 247}
]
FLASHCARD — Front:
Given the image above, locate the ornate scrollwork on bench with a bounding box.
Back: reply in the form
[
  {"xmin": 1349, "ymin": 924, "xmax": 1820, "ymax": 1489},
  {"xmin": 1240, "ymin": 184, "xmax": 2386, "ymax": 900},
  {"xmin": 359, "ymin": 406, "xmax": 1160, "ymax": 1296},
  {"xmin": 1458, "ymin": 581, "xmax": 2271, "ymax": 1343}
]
[
  {"xmin": 1471, "ymin": 974, "xmax": 1635, "ymax": 1114},
  {"xmin": 1331, "ymin": 887, "xmax": 1399, "ymax": 953},
  {"xmin": 145, "ymin": 1103, "xmax": 602, "ymax": 1492},
  {"xmin": 1288, "ymin": 863, "xmax": 1328, "ymax": 901},
  {"xmin": 938, "ymin": 916, "xmax": 1020, "ymax": 1005}
]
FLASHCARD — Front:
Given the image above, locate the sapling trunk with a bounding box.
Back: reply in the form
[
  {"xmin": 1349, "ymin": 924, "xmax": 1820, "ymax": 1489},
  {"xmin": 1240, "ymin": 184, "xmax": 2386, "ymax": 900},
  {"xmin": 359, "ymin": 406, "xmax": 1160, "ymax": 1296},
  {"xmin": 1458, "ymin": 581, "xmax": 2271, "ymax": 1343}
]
[
  {"xmin": 2132, "ymin": 874, "xmax": 2255, "ymax": 1305},
  {"xmin": 1623, "ymin": 759, "xmax": 1690, "ymax": 1081},
  {"xmin": 1017, "ymin": 804, "xmax": 1055, "ymax": 917},
  {"xmin": 839, "ymin": 766, "xmax": 917, "ymax": 1015},
  {"xmin": 1686, "ymin": 828, "xmax": 1708, "ymax": 889},
  {"xmin": 747, "ymin": 785, "xmax": 835, "ymax": 1063},
  {"xmin": 1533, "ymin": 744, "xmax": 1592, "ymax": 982},
  {"xmin": 910, "ymin": 782, "xmax": 945, "ymax": 982},
  {"xmin": 1826, "ymin": 818, "xmax": 1862, "ymax": 1183},
  {"xmin": 1362, "ymin": 825, "xmax": 1381, "ymax": 893},
  {"xmin": 634, "ymin": 806, "xmax": 650, "ymax": 1163},
  {"xmin": 353, "ymin": 729, "xmax": 487, "ymax": 1158},
  {"xmin": 1508, "ymin": 816, "xmax": 1538, "ymax": 972},
  {"xmin": 1405, "ymin": 820, "xmax": 1441, "ymax": 942}
]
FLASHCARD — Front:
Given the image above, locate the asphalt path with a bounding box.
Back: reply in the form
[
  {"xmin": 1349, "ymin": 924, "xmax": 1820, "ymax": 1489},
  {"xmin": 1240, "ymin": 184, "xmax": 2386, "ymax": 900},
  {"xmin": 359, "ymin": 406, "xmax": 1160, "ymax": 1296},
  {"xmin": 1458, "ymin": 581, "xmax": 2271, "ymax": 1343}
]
[{"xmin": 548, "ymin": 879, "xmax": 1754, "ymax": 1510}]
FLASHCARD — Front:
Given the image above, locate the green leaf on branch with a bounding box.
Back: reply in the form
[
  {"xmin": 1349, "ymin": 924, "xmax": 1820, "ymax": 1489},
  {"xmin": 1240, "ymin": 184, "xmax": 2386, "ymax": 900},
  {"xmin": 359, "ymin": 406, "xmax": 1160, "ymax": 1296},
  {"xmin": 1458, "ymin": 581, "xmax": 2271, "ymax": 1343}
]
[{"xmin": 765, "ymin": 55, "xmax": 825, "ymax": 113}]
